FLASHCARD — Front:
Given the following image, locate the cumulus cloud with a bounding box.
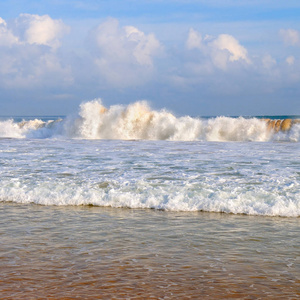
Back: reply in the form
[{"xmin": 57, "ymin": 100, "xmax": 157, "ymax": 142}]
[
  {"xmin": 186, "ymin": 28, "xmax": 202, "ymax": 50},
  {"xmin": 1, "ymin": 12, "xmax": 299, "ymax": 116},
  {"xmin": 180, "ymin": 27, "xmax": 300, "ymax": 100},
  {"xmin": 89, "ymin": 18, "xmax": 162, "ymax": 86},
  {"xmin": 125, "ymin": 25, "xmax": 161, "ymax": 66},
  {"xmin": 279, "ymin": 29, "xmax": 300, "ymax": 46},
  {"xmin": 212, "ymin": 34, "xmax": 250, "ymax": 63},
  {"xmin": 0, "ymin": 17, "xmax": 19, "ymax": 46},
  {"xmin": 186, "ymin": 28, "xmax": 250, "ymax": 70},
  {"xmin": 0, "ymin": 14, "xmax": 71, "ymax": 88},
  {"xmin": 14, "ymin": 14, "xmax": 70, "ymax": 50},
  {"xmin": 92, "ymin": 18, "xmax": 161, "ymax": 66}
]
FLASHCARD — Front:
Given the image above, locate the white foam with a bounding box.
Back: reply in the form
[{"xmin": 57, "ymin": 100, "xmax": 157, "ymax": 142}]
[
  {"xmin": 0, "ymin": 118, "xmax": 63, "ymax": 139},
  {"xmin": 1, "ymin": 176, "xmax": 299, "ymax": 217},
  {"xmin": 0, "ymin": 99, "xmax": 299, "ymax": 142},
  {"xmin": 0, "ymin": 119, "xmax": 25, "ymax": 138},
  {"xmin": 63, "ymin": 99, "xmax": 297, "ymax": 142},
  {"xmin": 0, "ymin": 134, "xmax": 299, "ymax": 216}
]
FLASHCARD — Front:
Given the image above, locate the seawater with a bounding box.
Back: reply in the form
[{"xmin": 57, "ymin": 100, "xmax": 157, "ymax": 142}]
[
  {"xmin": 0, "ymin": 100, "xmax": 299, "ymax": 298},
  {"xmin": 1, "ymin": 138, "xmax": 299, "ymax": 216},
  {"xmin": 1, "ymin": 204, "xmax": 299, "ymax": 299}
]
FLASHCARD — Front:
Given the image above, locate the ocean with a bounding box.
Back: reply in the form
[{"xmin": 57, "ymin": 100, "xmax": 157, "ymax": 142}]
[{"xmin": 0, "ymin": 100, "xmax": 299, "ymax": 299}]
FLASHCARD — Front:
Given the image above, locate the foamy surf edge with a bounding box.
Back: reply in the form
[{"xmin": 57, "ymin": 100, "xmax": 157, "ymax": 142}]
[{"xmin": 1, "ymin": 179, "xmax": 299, "ymax": 217}]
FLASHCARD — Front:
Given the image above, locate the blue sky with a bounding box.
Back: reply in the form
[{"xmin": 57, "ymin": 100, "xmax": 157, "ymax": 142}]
[{"xmin": 0, "ymin": 0, "xmax": 300, "ymax": 116}]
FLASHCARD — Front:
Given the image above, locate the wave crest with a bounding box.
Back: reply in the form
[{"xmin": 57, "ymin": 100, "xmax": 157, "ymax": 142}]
[{"xmin": 0, "ymin": 99, "xmax": 299, "ymax": 141}]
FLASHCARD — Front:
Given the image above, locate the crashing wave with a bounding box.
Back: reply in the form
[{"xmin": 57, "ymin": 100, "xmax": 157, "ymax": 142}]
[{"xmin": 0, "ymin": 99, "xmax": 299, "ymax": 141}]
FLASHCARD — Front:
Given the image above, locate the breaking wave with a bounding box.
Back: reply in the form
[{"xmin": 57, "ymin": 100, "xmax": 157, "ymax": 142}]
[
  {"xmin": 2, "ymin": 177, "xmax": 299, "ymax": 217},
  {"xmin": 1, "ymin": 99, "xmax": 299, "ymax": 142}
]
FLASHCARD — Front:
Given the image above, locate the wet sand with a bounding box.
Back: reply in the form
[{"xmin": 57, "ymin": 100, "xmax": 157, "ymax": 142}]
[
  {"xmin": 1, "ymin": 204, "xmax": 299, "ymax": 299},
  {"xmin": 1, "ymin": 258, "xmax": 300, "ymax": 299}
]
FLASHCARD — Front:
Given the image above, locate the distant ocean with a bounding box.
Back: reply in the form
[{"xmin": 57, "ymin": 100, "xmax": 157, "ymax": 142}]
[{"xmin": 0, "ymin": 100, "xmax": 299, "ymax": 299}]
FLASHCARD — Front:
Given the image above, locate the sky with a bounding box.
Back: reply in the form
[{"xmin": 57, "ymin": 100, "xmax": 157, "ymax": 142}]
[{"xmin": 0, "ymin": 0, "xmax": 300, "ymax": 116}]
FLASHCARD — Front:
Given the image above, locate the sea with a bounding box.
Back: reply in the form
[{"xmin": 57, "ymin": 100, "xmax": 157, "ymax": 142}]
[{"xmin": 0, "ymin": 100, "xmax": 299, "ymax": 299}]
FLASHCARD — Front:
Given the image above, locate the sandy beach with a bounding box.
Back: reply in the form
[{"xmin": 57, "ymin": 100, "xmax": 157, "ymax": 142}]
[{"xmin": 1, "ymin": 204, "xmax": 299, "ymax": 299}]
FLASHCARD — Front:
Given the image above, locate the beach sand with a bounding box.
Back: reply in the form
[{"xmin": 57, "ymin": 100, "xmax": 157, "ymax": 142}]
[{"xmin": 1, "ymin": 204, "xmax": 299, "ymax": 299}]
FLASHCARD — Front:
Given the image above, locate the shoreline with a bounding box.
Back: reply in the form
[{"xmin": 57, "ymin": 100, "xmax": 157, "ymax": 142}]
[{"xmin": 1, "ymin": 203, "xmax": 299, "ymax": 299}]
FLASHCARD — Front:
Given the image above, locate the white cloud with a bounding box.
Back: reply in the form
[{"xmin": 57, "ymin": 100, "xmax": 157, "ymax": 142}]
[
  {"xmin": 0, "ymin": 14, "xmax": 69, "ymax": 50},
  {"xmin": 211, "ymin": 34, "xmax": 250, "ymax": 63},
  {"xmin": 186, "ymin": 28, "xmax": 202, "ymax": 50},
  {"xmin": 186, "ymin": 29, "xmax": 250, "ymax": 70},
  {"xmin": 279, "ymin": 29, "xmax": 300, "ymax": 46},
  {"xmin": 286, "ymin": 55, "xmax": 295, "ymax": 65},
  {"xmin": 15, "ymin": 14, "xmax": 70, "ymax": 50},
  {"xmin": 89, "ymin": 18, "xmax": 162, "ymax": 86},
  {"xmin": 0, "ymin": 17, "xmax": 19, "ymax": 46},
  {"xmin": 125, "ymin": 26, "xmax": 161, "ymax": 66},
  {"xmin": 0, "ymin": 14, "xmax": 72, "ymax": 88},
  {"xmin": 93, "ymin": 18, "xmax": 161, "ymax": 66},
  {"xmin": 1, "ymin": 12, "xmax": 299, "ymax": 116}
]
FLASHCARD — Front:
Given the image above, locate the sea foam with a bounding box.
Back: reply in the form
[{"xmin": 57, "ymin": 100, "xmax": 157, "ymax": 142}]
[
  {"xmin": 0, "ymin": 126, "xmax": 299, "ymax": 216},
  {"xmin": 1, "ymin": 164, "xmax": 299, "ymax": 217},
  {"xmin": 0, "ymin": 99, "xmax": 299, "ymax": 141}
]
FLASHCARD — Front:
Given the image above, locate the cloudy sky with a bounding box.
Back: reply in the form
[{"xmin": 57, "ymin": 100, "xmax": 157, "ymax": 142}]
[{"xmin": 0, "ymin": 0, "xmax": 299, "ymax": 116}]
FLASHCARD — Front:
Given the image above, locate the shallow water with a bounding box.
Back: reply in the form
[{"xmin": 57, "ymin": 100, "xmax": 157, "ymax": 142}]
[
  {"xmin": 0, "ymin": 104, "xmax": 299, "ymax": 298},
  {"xmin": 1, "ymin": 139, "xmax": 299, "ymax": 216},
  {"xmin": 0, "ymin": 203, "xmax": 299, "ymax": 299}
]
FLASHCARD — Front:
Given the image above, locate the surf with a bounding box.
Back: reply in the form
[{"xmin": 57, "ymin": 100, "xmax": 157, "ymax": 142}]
[{"xmin": 0, "ymin": 99, "xmax": 299, "ymax": 142}]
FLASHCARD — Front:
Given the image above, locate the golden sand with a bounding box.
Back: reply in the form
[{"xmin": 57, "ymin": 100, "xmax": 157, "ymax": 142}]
[{"xmin": 1, "ymin": 258, "xmax": 299, "ymax": 299}]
